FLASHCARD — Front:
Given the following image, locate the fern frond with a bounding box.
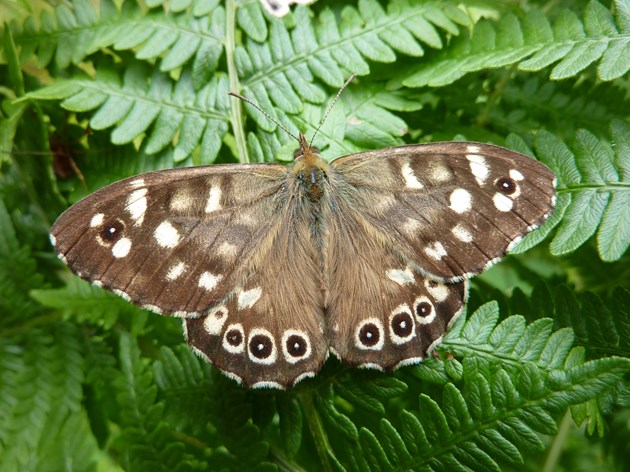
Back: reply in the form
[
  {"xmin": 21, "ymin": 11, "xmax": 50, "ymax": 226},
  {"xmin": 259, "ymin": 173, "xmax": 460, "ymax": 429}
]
[
  {"xmin": 508, "ymin": 119, "xmax": 629, "ymax": 261},
  {"xmin": 0, "ymin": 323, "xmax": 96, "ymax": 472},
  {"xmin": 405, "ymin": 0, "xmax": 630, "ymax": 88},
  {"xmin": 28, "ymin": 66, "xmax": 230, "ymax": 164},
  {"xmin": 8, "ymin": 0, "xmax": 224, "ymax": 86}
]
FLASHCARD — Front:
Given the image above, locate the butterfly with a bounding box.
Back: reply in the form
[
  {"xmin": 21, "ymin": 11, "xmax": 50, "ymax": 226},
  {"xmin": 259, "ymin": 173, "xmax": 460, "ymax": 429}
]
[{"xmin": 50, "ymin": 98, "xmax": 556, "ymax": 389}]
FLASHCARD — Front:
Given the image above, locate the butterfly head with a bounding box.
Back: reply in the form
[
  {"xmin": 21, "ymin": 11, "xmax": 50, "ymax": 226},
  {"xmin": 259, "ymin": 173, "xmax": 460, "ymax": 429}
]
[{"xmin": 291, "ymin": 133, "xmax": 329, "ymax": 201}]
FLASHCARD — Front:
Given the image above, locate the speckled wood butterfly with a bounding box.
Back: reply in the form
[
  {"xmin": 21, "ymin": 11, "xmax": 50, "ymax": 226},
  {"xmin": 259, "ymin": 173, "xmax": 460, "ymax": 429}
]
[{"xmin": 50, "ymin": 89, "xmax": 556, "ymax": 389}]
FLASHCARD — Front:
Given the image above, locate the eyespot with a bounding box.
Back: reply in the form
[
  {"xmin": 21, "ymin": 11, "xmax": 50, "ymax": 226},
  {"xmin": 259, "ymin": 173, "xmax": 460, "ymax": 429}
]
[
  {"xmin": 99, "ymin": 219, "xmax": 125, "ymax": 243},
  {"xmin": 248, "ymin": 328, "xmax": 277, "ymax": 365},
  {"xmin": 495, "ymin": 177, "xmax": 517, "ymax": 195},
  {"xmin": 389, "ymin": 306, "xmax": 415, "ymax": 345},
  {"xmin": 414, "ymin": 296, "xmax": 436, "ymax": 325},
  {"xmin": 222, "ymin": 323, "xmax": 245, "ymax": 354},
  {"xmin": 355, "ymin": 318, "xmax": 384, "ymax": 350},
  {"xmin": 282, "ymin": 329, "xmax": 312, "ymax": 363}
]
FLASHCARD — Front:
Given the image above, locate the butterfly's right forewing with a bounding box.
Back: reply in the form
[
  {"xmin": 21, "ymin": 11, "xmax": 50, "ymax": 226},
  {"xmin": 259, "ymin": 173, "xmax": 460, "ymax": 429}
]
[{"xmin": 50, "ymin": 164, "xmax": 288, "ymax": 316}]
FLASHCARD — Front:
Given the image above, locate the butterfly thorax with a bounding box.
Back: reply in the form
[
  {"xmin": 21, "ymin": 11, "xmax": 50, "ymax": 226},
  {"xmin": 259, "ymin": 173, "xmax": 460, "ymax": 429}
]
[{"xmin": 292, "ymin": 133, "xmax": 330, "ymax": 202}]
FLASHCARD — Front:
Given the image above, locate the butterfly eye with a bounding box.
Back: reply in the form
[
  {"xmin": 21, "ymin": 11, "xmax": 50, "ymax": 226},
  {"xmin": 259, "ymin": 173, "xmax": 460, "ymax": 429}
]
[
  {"xmin": 293, "ymin": 149, "xmax": 304, "ymax": 159},
  {"xmin": 495, "ymin": 177, "xmax": 517, "ymax": 195}
]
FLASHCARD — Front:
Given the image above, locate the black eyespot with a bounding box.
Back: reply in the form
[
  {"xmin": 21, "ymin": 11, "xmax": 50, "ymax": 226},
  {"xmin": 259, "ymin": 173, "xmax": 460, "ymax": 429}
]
[
  {"xmin": 226, "ymin": 329, "xmax": 243, "ymax": 347},
  {"xmin": 286, "ymin": 334, "xmax": 307, "ymax": 357},
  {"xmin": 359, "ymin": 323, "xmax": 380, "ymax": 347},
  {"xmin": 100, "ymin": 219, "xmax": 125, "ymax": 242},
  {"xmin": 496, "ymin": 177, "xmax": 517, "ymax": 194},
  {"xmin": 249, "ymin": 334, "xmax": 273, "ymax": 359},
  {"xmin": 391, "ymin": 312, "xmax": 414, "ymax": 337},
  {"xmin": 416, "ymin": 302, "xmax": 432, "ymax": 318}
]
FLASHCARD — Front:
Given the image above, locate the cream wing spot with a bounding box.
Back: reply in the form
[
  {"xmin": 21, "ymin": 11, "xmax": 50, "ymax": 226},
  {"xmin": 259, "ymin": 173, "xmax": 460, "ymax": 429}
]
[
  {"xmin": 203, "ymin": 306, "xmax": 229, "ymax": 335},
  {"xmin": 217, "ymin": 241, "xmax": 238, "ymax": 259},
  {"xmin": 510, "ymin": 169, "xmax": 525, "ymax": 181},
  {"xmin": 429, "ymin": 162, "xmax": 452, "ymax": 183},
  {"xmin": 130, "ymin": 178, "xmax": 145, "ymax": 188},
  {"xmin": 126, "ymin": 189, "xmax": 148, "ymax": 225},
  {"xmin": 111, "ymin": 237, "xmax": 132, "ymax": 258},
  {"xmin": 387, "ymin": 267, "xmax": 415, "ymax": 286},
  {"xmin": 466, "ymin": 154, "xmax": 489, "ymax": 185},
  {"xmin": 424, "ymin": 279, "xmax": 449, "ymax": 303},
  {"xmin": 154, "ymin": 221, "xmax": 181, "ymax": 248},
  {"xmin": 113, "ymin": 289, "xmax": 131, "ymax": 302},
  {"xmin": 452, "ymin": 224, "xmax": 473, "ymax": 243},
  {"xmin": 425, "ymin": 241, "xmax": 448, "ymax": 260},
  {"xmin": 493, "ymin": 193, "xmax": 513, "ymax": 212},
  {"xmin": 252, "ymin": 381, "xmax": 284, "ymax": 390},
  {"xmin": 198, "ymin": 272, "xmax": 222, "ymax": 291},
  {"xmin": 166, "ymin": 261, "xmax": 186, "ymax": 281},
  {"xmin": 403, "ymin": 217, "xmax": 422, "ymax": 235},
  {"xmin": 90, "ymin": 213, "xmax": 104, "ymax": 228},
  {"xmin": 449, "ymin": 188, "xmax": 472, "ymax": 214},
  {"xmin": 237, "ymin": 287, "xmax": 262, "ymax": 310},
  {"xmin": 466, "ymin": 144, "xmax": 481, "ymax": 153},
  {"xmin": 205, "ymin": 186, "xmax": 222, "ymax": 213},
  {"xmin": 401, "ymin": 162, "xmax": 424, "ymax": 189}
]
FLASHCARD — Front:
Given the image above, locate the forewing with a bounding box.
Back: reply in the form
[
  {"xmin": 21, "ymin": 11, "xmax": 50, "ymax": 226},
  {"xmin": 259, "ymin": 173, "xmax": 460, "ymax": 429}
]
[
  {"xmin": 50, "ymin": 164, "xmax": 288, "ymax": 316},
  {"xmin": 330, "ymin": 142, "xmax": 556, "ymax": 281}
]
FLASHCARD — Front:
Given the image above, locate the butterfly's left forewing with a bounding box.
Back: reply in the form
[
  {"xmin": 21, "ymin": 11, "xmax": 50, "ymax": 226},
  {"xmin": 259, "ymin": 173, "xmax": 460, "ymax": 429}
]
[{"xmin": 331, "ymin": 142, "xmax": 556, "ymax": 281}]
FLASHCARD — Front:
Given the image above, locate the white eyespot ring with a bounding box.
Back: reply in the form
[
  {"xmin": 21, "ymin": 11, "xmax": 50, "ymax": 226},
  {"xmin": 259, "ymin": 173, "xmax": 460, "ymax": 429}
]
[
  {"xmin": 222, "ymin": 323, "xmax": 245, "ymax": 354},
  {"xmin": 354, "ymin": 318, "xmax": 385, "ymax": 351},
  {"xmin": 414, "ymin": 296, "xmax": 436, "ymax": 325},
  {"xmin": 247, "ymin": 328, "xmax": 277, "ymax": 365},
  {"xmin": 281, "ymin": 329, "xmax": 312, "ymax": 364},
  {"xmin": 389, "ymin": 305, "xmax": 416, "ymax": 345}
]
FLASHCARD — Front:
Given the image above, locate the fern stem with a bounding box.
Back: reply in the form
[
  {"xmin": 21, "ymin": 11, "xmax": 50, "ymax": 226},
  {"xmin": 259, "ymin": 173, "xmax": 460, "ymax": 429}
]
[
  {"xmin": 298, "ymin": 390, "xmax": 334, "ymax": 472},
  {"xmin": 543, "ymin": 410, "xmax": 573, "ymax": 472},
  {"xmin": 476, "ymin": 66, "xmax": 515, "ymax": 129},
  {"xmin": 225, "ymin": 0, "xmax": 249, "ymax": 163}
]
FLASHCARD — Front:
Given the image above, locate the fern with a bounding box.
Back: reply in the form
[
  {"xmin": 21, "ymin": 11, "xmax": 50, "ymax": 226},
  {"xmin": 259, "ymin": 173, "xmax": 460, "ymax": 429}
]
[
  {"xmin": 1, "ymin": 0, "xmax": 629, "ymax": 470},
  {"xmin": 405, "ymin": 0, "xmax": 630, "ymax": 87}
]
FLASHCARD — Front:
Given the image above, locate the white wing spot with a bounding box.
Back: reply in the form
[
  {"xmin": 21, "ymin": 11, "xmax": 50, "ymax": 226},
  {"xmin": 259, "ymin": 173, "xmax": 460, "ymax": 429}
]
[
  {"xmin": 170, "ymin": 191, "xmax": 194, "ymax": 211},
  {"xmin": 429, "ymin": 162, "xmax": 452, "ymax": 182},
  {"xmin": 199, "ymin": 272, "xmax": 222, "ymax": 291},
  {"xmin": 218, "ymin": 241, "xmax": 238, "ymax": 259},
  {"xmin": 293, "ymin": 371, "xmax": 316, "ymax": 385},
  {"xmin": 130, "ymin": 178, "xmax": 145, "ymax": 188},
  {"xmin": 507, "ymin": 235, "xmax": 524, "ymax": 252},
  {"xmin": 166, "ymin": 261, "xmax": 186, "ymax": 281},
  {"xmin": 111, "ymin": 237, "xmax": 132, "ymax": 258},
  {"xmin": 252, "ymin": 381, "xmax": 284, "ymax": 389},
  {"xmin": 113, "ymin": 289, "xmax": 131, "ymax": 302},
  {"xmin": 238, "ymin": 287, "xmax": 262, "ymax": 309},
  {"xmin": 509, "ymin": 169, "xmax": 525, "ymax": 181},
  {"xmin": 425, "ymin": 241, "xmax": 448, "ymax": 260},
  {"xmin": 424, "ymin": 279, "xmax": 449, "ymax": 303},
  {"xmin": 387, "ymin": 267, "xmax": 415, "ymax": 286},
  {"xmin": 467, "ymin": 154, "xmax": 489, "ymax": 185},
  {"xmin": 126, "ymin": 189, "xmax": 148, "ymax": 225},
  {"xmin": 203, "ymin": 306, "xmax": 229, "ymax": 335},
  {"xmin": 205, "ymin": 186, "xmax": 222, "ymax": 213},
  {"xmin": 466, "ymin": 144, "xmax": 481, "ymax": 153},
  {"xmin": 493, "ymin": 193, "xmax": 513, "ymax": 212},
  {"xmin": 452, "ymin": 224, "xmax": 473, "ymax": 243},
  {"xmin": 449, "ymin": 188, "xmax": 472, "ymax": 213},
  {"xmin": 154, "ymin": 221, "xmax": 181, "ymax": 248},
  {"xmin": 403, "ymin": 217, "xmax": 422, "ymax": 235},
  {"xmin": 49, "ymin": 234, "xmax": 57, "ymax": 246},
  {"xmin": 90, "ymin": 213, "xmax": 104, "ymax": 228},
  {"xmin": 401, "ymin": 163, "xmax": 424, "ymax": 189}
]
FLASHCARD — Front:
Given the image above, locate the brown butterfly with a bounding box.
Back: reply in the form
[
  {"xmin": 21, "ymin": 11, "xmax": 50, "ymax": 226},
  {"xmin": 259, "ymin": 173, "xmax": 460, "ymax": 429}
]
[{"xmin": 50, "ymin": 86, "xmax": 556, "ymax": 389}]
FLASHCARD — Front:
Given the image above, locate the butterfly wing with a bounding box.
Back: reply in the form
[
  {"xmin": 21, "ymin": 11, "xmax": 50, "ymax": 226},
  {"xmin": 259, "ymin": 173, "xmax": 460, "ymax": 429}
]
[
  {"xmin": 330, "ymin": 142, "xmax": 556, "ymax": 281},
  {"xmin": 50, "ymin": 164, "xmax": 290, "ymax": 316},
  {"xmin": 325, "ymin": 141, "xmax": 555, "ymax": 368},
  {"xmin": 184, "ymin": 198, "xmax": 329, "ymax": 388}
]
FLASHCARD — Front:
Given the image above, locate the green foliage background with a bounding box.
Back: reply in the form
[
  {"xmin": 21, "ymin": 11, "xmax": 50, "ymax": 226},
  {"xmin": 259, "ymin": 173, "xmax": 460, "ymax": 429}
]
[{"xmin": 1, "ymin": 0, "xmax": 629, "ymax": 470}]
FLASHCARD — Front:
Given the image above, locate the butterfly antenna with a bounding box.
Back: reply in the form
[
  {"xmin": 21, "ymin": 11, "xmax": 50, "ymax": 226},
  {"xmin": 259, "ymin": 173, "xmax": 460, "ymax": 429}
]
[
  {"xmin": 228, "ymin": 92, "xmax": 300, "ymax": 143},
  {"xmin": 310, "ymin": 74, "xmax": 356, "ymax": 147}
]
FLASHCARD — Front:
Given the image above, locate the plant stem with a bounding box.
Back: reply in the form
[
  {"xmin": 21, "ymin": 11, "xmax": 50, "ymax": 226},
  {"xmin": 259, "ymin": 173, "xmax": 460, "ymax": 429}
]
[
  {"xmin": 298, "ymin": 390, "xmax": 334, "ymax": 472},
  {"xmin": 543, "ymin": 410, "xmax": 572, "ymax": 472},
  {"xmin": 225, "ymin": 0, "xmax": 249, "ymax": 163}
]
